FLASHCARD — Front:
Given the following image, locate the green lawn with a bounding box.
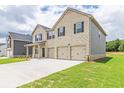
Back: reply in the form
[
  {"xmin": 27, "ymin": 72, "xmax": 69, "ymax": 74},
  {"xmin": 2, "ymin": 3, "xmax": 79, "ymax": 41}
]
[
  {"xmin": 19, "ymin": 54, "xmax": 124, "ymax": 88},
  {"xmin": 0, "ymin": 58, "xmax": 27, "ymax": 64}
]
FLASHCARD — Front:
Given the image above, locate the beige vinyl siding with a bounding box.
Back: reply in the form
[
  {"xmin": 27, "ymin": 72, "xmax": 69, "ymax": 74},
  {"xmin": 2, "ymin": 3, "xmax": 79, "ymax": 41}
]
[
  {"xmin": 71, "ymin": 45, "xmax": 86, "ymax": 60},
  {"xmin": 48, "ymin": 48, "xmax": 55, "ymax": 58},
  {"xmin": 32, "ymin": 26, "xmax": 47, "ymax": 43},
  {"xmin": 32, "ymin": 26, "xmax": 47, "ymax": 58},
  {"xmin": 89, "ymin": 20, "xmax": 106, "ymax": 60},
  {"xmin": 46, "ymin": 10, "xmax": 90, "ymax": 60},
  {"xmin": 57, "ymin": 46, "xmax": 68, "ymax": 59},
  {"xmin": 31, "ymin": 8, "xmax": 106, "ymax": 61}
]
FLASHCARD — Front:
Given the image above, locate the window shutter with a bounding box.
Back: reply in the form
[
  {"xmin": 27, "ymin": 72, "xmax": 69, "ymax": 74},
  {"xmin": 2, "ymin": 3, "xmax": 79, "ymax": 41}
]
[
  {"xmin": 74, "ymin": 24, "xmax": 76, "ymax": 34},
  {"xmin": 58, "ymin": 28, "xmax": 59, "ymax": 37},
  {"xmin": 35, "ymin": 35, "xmax": 37, "ymax": 41},
  {"xmin": 82, "ymin": 22, "xmax": 84, "ymax": 32},
  {"xmin": 63, "ymin": 27, "xmax": 65, "ymax": 36},
  {"xmin": 40, "ymin": 34, "xmax": 42, "ymax": 40},
  {"xmin": 47, "ymin": 32, "xmax": 48, "ymax": 40}
]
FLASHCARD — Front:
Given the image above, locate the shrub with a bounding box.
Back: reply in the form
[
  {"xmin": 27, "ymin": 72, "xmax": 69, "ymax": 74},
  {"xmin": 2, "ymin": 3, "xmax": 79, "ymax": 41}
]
[{"xmin": 118, "ymin": 44, "xmax": 124, "ymax": 52}]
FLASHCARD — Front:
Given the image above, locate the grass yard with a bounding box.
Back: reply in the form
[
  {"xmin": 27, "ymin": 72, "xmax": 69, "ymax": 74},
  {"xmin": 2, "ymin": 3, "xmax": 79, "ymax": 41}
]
[
  {"xmin": 19, "ymin": 54, "xmax": 124, "ymax": 88},
  {"xmin": 0, "ymin": 58, "xmax": 27, "ymax": 64}
]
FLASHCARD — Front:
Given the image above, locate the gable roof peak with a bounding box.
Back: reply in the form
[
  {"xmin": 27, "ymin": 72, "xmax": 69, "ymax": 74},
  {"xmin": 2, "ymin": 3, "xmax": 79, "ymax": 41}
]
[
  {"xmin": 37, "ymin": 24, "xmax": 50, "ymax": 29},
  {"xmin": 65, "ymin": 7, "xmax": 92, "ymax": 17},
  {"xmin": 32, "ymin": 24, "xmax": 51, "ymax": 35},
  {"xmin": 51, "ymin": 7, "xmax": 107, "ymax": 36}
]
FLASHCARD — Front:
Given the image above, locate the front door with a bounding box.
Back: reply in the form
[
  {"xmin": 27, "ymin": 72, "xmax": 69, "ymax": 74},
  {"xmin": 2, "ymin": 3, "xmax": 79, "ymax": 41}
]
[{"xmin": 42, "ymin": 48, "xmax": 45, "ymax": 57}]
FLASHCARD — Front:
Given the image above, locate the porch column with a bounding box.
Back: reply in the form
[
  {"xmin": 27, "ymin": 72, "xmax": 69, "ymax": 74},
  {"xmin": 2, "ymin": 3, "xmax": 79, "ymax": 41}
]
[
  {"xmin": 38, "ymin": 45, "xmax": 40, "ymax": 58},
  {"xmin": 32, "ymin": 46, "xmax": 35, "ymax": 58},
  {"xmin": 45, "ymin": 48, "xmax": 47, "ymax": 58},
  {"xmin": 26, "ymin": 46, "xmax": 29, "ymax": 57}
]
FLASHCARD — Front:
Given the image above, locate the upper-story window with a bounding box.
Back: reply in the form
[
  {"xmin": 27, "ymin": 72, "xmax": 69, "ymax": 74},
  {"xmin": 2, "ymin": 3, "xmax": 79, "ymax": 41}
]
[
  {"xmin": 35, "ymin": 34, "xmax": 42, "ymax": 41},
  {"xmin": 47, "ymin": 31, "xmax": 55, "ymax": 40},
  {"xmin": 58, "ymin": 27, "xmax": 65, "ymax": 37},
  {"xmin": 74, "ymin": 22, "xmax": 84, "ymax": 34}
]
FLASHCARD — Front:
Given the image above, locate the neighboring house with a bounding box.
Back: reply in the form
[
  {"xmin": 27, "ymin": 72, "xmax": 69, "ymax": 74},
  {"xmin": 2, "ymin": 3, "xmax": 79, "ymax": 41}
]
[
  {"xmin": 25, "ymin": 7, "xmax": 107, "ymax": 61},
  {"xmin": 6, "ymin": 32, "xmax": 32, "ymax": 57},
  {"xmin": 0, "ymin": 43, "xmax": 6, "ymax": 57}
]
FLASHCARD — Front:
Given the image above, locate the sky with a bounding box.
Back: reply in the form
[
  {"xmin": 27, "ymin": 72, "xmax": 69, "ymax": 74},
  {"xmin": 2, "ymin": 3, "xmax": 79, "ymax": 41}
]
[{"xmin": 0, "ymin": 5, "xmax": 124, "ymax": 43}]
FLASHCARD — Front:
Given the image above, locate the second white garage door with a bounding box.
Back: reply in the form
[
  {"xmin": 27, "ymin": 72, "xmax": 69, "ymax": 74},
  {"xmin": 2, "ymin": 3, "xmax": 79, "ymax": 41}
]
[
  {"xmin": 48, "ymin": 48, "xmax": 54, "ymax": 58},
  {"xmin": 71, "ymin": 46, "xmax": 86, "ymax": 60},
  {"xmin": 57, "ymin": 46, "xmax": 68, "ymax": 59}
]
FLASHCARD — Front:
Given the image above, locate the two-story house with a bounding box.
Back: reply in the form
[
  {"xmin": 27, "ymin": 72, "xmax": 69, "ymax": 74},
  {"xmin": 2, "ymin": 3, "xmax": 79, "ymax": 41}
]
[
  {"xmin": 6, "ymin": 32, "xmax": 32, "ymax": 57},
  {"xmin": 25, "ymin": 8, "xmax": 107, "ymax": 61}
]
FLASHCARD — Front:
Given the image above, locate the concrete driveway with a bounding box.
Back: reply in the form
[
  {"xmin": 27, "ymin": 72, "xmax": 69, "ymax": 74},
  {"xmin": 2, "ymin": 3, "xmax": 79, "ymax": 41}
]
[{"xmin": 0, "ymin": 59, "xmax": 83, "ymax": 88}]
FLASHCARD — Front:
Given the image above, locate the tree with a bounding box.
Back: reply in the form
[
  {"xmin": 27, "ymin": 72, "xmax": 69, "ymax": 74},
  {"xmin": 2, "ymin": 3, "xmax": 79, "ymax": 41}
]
[
  {"xmin": 114, "ymin": 39, "xmax": 120, "ymax": 51},
  {"xmin": 106, "ymin": 39, "xmax": 121, "ymax": 52},
  {"xmin": 118, "ymin": 44, "xmax": 124, "ymax": 52},
  {"xmin": 106, "ymin": 41, "xmax": 115, "ymax": 51}
]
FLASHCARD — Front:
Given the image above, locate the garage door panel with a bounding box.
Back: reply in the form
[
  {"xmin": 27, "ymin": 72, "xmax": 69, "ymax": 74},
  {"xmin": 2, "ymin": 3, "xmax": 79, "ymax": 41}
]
[
  {"xmin": 57, "ymin": 47, "xmax": 68, "ymax": 59},
  {"xmin": 48, "ymin": 48, "xmax": 54, "ymax": 58},
  {"xmin": 71, "ymin": 46, "xmax": 86, "ymax": 60}
]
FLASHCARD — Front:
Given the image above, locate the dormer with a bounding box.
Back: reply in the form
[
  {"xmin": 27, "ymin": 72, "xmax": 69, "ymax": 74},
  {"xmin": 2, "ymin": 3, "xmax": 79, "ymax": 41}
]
[{"xmin": 32, "ymin": 24, "xmax": 50, "ymax": 43}]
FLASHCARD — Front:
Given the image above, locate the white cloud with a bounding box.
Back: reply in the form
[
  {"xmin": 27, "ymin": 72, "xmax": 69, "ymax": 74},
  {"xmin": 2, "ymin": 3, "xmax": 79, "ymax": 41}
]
[
  {"xmin": 1, "ymin": 5, "xmax": 124, "ymax": 43},
  {"xmin": 0, "ymin": 38, "xmax": 6, "ymax": 43},
  {"xmin": 91, "ymin": 6, "xmax": 124, "ymax": 41}
]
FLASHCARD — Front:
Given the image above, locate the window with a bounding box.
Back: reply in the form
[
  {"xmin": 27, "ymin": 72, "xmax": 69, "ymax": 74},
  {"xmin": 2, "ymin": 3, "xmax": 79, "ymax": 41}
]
[
  {"xmin": 35, "ymin": 34, "xmax": 42, "ymax": 41},
  {"xmin": 74, "ymin": 22, "xmax": 84, "ymax": 34},
  {"xmin": 58, "ymin": 27, "xmax": 65, "ymax": 37},
  {"xmin": 47, "ymin": 32, "xmax": 55, "ymax": 40}
]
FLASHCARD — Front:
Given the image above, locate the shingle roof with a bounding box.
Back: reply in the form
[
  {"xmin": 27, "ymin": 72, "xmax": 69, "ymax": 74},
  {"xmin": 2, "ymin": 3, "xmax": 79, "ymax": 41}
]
[{"xmin": 9, "ymin": 32, "xmax": 32, "ymax": 42}]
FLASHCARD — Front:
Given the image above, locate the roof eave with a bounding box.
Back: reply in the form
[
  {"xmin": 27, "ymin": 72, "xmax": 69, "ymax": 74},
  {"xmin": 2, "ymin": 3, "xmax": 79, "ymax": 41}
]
[
  {"xmin": 51, "ymin": 7, "xmax": 93, "ymax": 30},
  {"xmin": 90, "ymin": 16, "xmax": 107, "ymax": 36},
  {"xmin": 32, "ymin": 24, "xmax": 51, "ymax": 35},
  {"xmin": 13, "ymin": 39, "xmax": 32, "ymax": 42}
]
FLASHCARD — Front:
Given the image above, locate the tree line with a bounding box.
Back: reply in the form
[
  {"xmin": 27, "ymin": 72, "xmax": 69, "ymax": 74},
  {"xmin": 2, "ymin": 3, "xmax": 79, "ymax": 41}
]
[{"xmin": 106, "ymin": 39, "xmax": 124, "ymax": 52}]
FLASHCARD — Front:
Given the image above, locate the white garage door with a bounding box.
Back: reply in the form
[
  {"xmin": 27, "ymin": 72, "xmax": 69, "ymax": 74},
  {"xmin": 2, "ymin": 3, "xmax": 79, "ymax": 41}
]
[
  {"xmin": 71, "ymin": 46, "xmax": 86, "ymax": 60},
  {"xmin": 48, "ymin": 48, "xmax": 54, "ymax": 58},
  {"xmin": 57, "ymin": 46, "xmax": 68, "ymax": 59}
]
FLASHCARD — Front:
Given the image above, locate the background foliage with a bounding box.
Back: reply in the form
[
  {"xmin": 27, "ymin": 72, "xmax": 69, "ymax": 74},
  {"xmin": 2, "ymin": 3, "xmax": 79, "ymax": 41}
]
[{"xmin": 106, "ymin": 39, "xmax": 124, "ymax": 52}]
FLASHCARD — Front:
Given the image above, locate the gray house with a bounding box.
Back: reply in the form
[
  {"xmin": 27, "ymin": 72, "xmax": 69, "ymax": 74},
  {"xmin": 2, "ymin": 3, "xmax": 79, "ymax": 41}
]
[{"xmin": 6, "ymin": 32, "xmax": 32, "ymax": 57}]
